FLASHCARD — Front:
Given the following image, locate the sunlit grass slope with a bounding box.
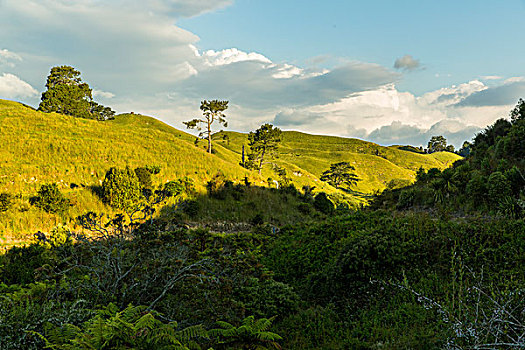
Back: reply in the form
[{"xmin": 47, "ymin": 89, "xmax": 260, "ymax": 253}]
[
  {"xmin": 214, "ymin": 130, "xmax": 461, "ymax": 194},
  {"xmin": 0, "ymin": 99, "xmax": 253, "ymax": 241}
]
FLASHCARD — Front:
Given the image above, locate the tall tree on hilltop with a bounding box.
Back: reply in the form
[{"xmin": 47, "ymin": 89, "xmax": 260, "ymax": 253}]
[
  {"xmin": 38, "ymin": 65, "xmax": 115, "ymax": 120},
  {"xmin": 320, "ymin": 162, "xmax": 359, "ymax": 189},
  {"xmin": 246, "ymin": 123, "xmax": 282, "ymax": 175},
  {"xmin": 184, "ymin": 100, "xmax": 228, "ymax": 154},
  {"xmin": 427, "ymin": 135, "xmax": 448, "ymax": 153}
]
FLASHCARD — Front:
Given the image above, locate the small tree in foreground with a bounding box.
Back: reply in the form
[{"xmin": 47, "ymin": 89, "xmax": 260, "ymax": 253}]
[
  {"xmin": 184, "ymin": 99, "xmax": 228, "ymax": 154},
  {"xmin": 320, "ymin": 162, "xmax": 359, "ymax": 190}
]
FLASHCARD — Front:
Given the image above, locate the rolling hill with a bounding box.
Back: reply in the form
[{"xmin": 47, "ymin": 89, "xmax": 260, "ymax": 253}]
[
  {"xmin": 213, "ymin": 130, "xmax": 461, "ymax": 194},
  {"xmin": 0, "ymin": 99, "xmax": 461, "ymax": 243}
]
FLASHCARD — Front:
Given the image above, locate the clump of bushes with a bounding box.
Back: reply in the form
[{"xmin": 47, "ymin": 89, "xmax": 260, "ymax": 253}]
[{"xmin": 313, "ymin": 192, "xmax": 334, "ymax": 214}]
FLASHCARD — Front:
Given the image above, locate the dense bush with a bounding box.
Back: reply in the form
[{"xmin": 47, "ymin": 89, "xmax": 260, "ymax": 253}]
[
  {"xmin": 134, "ymin": 167, "xmax": 153, "ymax": 189},
  {"xmin": 313, "ymin": 192, "xmax": 334, "ymax": 214},
  {"xmin": 32, "ymin": 184, "xmax": 70, "ymax": 213},
  {"xmin": 102, "ymin": 167, "xmax": 141, "ymax": 209}
]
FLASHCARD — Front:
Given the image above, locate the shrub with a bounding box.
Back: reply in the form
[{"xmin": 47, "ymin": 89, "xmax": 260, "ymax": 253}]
[
  {"xmin": 102, "ymin": 167, "xmax": 141, "ymax": 210},
  {"xmin": 134, "ymin": 167, "xmax": 153, "ymax": 189},
  {"xmin": 396, "ymin": 188, "xmax": 415, "ymax": 209},
  {"xmin": 487, "ymin": 171, "xmax": 512, "ymax": 207},
  {"xmin": 313, "ymin": 192, "xmax": 334, "ymax": 215},
  {"xmin": 32, "ymin": 184, "xmax": 69, "ymax": 213},
  {"xmin": 181, "ymin": 199, "xmax": 200, "ymax": 218},
  {"xmin": 0, "ymin": 192, "xmax": 13, "ymax": 212}
]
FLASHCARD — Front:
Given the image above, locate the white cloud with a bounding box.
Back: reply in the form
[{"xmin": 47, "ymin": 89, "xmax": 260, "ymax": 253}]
[
  {"xmin": 0, "ymin": 49, "xmax": 22, "ymax": 67},
  {"xmin": 481, "ymin": 75, "xmax": 503, "ymax": 80},
  {"xmin": 202, "ymin": 48, "xmax": 272, "ymax": 66},
  {"xmin": 93, "ymin": 90, "xmax": 115, "ymax": 99},
  {"xmin": 394, "ymin": 54, "xmax": 421, "ymax": 71},
  {"xmin": 0, "ymin": 73, "xmax": 38, "ymax": 99}
]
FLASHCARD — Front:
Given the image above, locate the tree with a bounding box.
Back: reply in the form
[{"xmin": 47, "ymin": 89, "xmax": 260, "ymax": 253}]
[
  {"xmin": 184, "ymin": 100, "xmax": 228, "ymax": 154},
  {"xmin": 320, "ymin": 162, "xmax": 359, "ymax": 189},
  {"xmin": 102, "ymin": 167, "xmax": 141, "ymax": 210},
  {"xmin": 38, "ymin": 65, "xmax": 114, "ymax": 120},
  {"xmin": 427, "ymin": 135, "xmax": 448, "ymax": 153},
  {"xmin": 510, "ymin": 98, "xmax": 525, "ymax": 123},
  {"xmin": 246, "ymin": 123, "xmax": 282, "ymax": 174},
  {"xmin": 458, "ymin": 141, "xmax": 472, "ymax": 157}
]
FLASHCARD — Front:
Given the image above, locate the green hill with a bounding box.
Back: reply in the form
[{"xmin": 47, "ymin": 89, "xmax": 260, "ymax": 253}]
[
  {"xmin": 0, "ymin": 99, "xmax": 460, "ymax": 243},
  {"xmin": 214, "ymin": 130, "xmax": 460, "ymax": 194}
]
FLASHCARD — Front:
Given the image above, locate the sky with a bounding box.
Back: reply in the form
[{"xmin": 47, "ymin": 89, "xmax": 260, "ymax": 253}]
[{"xmin": 1, "ymin": 0, "xmax": 524, "ymax": 148}]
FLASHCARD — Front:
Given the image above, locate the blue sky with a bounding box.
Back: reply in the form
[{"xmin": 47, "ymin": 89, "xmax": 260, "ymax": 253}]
[
  {"xmin": 179, "ymin": 0, "xmax": 525, "ymax": 94},
  {"xmin": 0, "ymin": 0, "xmax": 524, "ymax": 147}
]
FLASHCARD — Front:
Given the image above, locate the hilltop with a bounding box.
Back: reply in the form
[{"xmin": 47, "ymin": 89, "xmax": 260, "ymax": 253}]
[{"xmin": 0, "ymin": 99, "xmax": 459, "ymax": 242}]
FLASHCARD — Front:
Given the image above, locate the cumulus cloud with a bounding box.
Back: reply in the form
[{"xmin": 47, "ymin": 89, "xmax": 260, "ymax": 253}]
[
  {"xmin": 175, "ymin": 59, "xmax": 399, "ymax": 109},
  {"xmin": 393, "ymin": 54, "xmax": 420, "ymax": 71},
  {"xmin": 93, "ymin": 90, "xmax": 115, "ymax": 99},
  {"xmin": 0, "ymin": 73, "xmax": 38, "ymax": 99},
  {"xmin": 367, "ymin": 120, "xmax": 481, "ymax": 148},
  {"xmin": 202, "ymin": 48, "xmax": 272, "ymax": 66},
  {"xmin": 455, "ymin": 79, "xmax": 525, "ymax": 107}
]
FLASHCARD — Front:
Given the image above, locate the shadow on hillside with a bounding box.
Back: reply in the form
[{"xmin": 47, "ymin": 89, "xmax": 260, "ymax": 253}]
[
  {"xmin": 88, "ymin": 185, "xmax": 104, "ymax": 201},
  {"xmin": 153, "ymin": 181, "xmax": 356, "ymax": 231}
]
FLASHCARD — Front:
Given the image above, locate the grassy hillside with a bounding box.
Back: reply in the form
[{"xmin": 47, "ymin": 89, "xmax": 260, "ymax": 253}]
[
  {"xmin": 0, "ymin": 99, "xmax": 254, "ymax": 242},
  {"xmin": 214, "ymin": 130, "xmax": 461, "ymax": 194},
  {"xmin": 0, "ymin": 99, "xmax": 460, "ymax": 244}
]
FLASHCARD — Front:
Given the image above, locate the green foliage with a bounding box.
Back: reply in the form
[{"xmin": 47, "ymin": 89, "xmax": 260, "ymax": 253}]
[
  {"xmin": 39, "ymin": 303, "xmax": 207, "ymax": 349},
  {"xmin": 134, "ymin": 167, "xmax": 153, "ymax": 189},
  {"xmin": 0, "ymin": 192, "xmax": 13, "ymax": 212},
  {"xmin": 102, "ymin": 167, "xmax": 141, "ymax": 210},
  {"xmin": 246, "ymin": 123, "xmax": 282, "ymax": 174},
  {"xmin": 184, "ymin": 99, "xmax": 228, "ymax": 153},
  {"xmin": 38, "ymin": 66, "xmax": 114, "ymax": 120},
  {"xmin": 208, "ymin": 315, "xmax": 282, "ymax": 350},
  {"xmin": 487, "ymin": 171, "xmax": 512, "ymax": 207},
  {"xmin": 427, "ymin": 135, "xmax": 448, "ymax": 153},
  {"xmin": 164, "ymin": 177, "xmax": 196, "ymax": 198},
  {"xmin": 386, "ymin": 178, "xmax": 411, "ymax": 190},
  {"xmin": 32, "ymin": 184, "xmax": 70, "ymax": 214},
  {"xmin": 320, "ymin": 162, "xmax": 359, "ymax": 189},
  {"xmin": 313, "ymin": 192, "xmax": 334, "ymax": 214}
]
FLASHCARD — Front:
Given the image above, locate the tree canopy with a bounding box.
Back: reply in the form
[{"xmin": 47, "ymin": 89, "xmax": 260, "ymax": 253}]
[
  {"xmin": 184, "ymin": 100, "xmax": 228, "ymax": 154},
  {"xmin": 38, "ymin": 65, "xmax": 115, "ymax": 121},
  {"xmin": 427, "ymin": 135, "xmax": 448, "ymax": 153},
  {"xmin": 320, "ymin": 162, "xmax": 359, "ymax": 189},
  {"xmin": 246, "ymin": 123, "xmax": 282, "ymax": 174}
]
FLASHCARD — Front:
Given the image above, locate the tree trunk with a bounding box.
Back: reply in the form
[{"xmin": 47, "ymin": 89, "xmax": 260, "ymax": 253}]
[
  {"xmin": 258, "ymin": 148, "xmax": 266, "ymax": 175},
  {"xmin": 207, "ymin": 119, "xmax": 212, "ymax": 154}
]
